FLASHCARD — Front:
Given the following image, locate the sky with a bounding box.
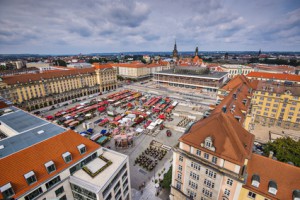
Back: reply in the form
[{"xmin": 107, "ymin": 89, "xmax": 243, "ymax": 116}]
[{"xmin": 0, "ymin": 0, "xmax": 300, "ymax": 54}]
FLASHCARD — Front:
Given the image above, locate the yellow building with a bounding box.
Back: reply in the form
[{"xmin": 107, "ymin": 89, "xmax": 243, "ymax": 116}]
[
  {"xmin": 245, "ymin": 81, "xmax": 300, "ymax": 131},
  {"xmin": 0, "ymin": 64, "xmax": 117, "ymax": 111}
]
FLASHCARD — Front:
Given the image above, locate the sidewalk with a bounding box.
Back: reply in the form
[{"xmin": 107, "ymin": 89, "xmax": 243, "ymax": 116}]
[{"xmin": 132, "ymin": 158, "xmax": 172, "ymax": 200}]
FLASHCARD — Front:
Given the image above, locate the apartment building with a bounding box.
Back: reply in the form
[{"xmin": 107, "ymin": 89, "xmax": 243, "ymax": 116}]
[
  {"xmin": 170, "ymin": 75, "xmax": 300, "ymax": 200},
  {"xmin": 220, "ymin": 65, "xmax": 254, "ymax": 79},
  {"xmin": 0, "ymin": 65, "xmax": 117, "ymax": 111},
  {"xmin": 170, "ymin": 112, "xmax": 255, "ymax": 200},
  {"xmin": 0, "ymin": 103, "xmax": 131, "ymax": 200},
  {"xmin": 245, "ymin": 81, "xmax": 300, "ymax": 131}
]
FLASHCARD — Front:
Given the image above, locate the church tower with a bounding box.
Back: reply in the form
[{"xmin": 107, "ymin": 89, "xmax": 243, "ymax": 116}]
[
  {"xmin": 172, "ymin": 40, "xmax": 179, "ymax": 60},
  {"xmin": 195, "ymin": 46, "xmax": 198, "ymax": 57}
]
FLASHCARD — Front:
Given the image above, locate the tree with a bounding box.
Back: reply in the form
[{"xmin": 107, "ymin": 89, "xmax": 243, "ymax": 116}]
[
  {"xmin": 161, "ymin": 166, "xmax": 172, "ymax": 189},
  {"xmin": 54, "ymin": 60, "xmax": 67, "ymax": 66},
  {"xmin": 263, "ymin": 137, "xmax": 300, "ymax": 167}
]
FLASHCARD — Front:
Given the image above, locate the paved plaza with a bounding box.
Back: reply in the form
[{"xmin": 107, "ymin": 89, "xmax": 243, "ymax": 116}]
[{"xmin": 36, "ymin": 82, "xmax": 216, "ymax": 200}]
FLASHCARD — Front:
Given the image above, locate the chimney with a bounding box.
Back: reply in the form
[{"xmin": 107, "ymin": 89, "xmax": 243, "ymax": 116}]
[{"xmin": 269, "ymin": 151, "xmax": 274, "ymax": 158}]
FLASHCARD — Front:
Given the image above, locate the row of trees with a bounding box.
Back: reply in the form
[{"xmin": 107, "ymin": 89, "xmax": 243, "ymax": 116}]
[{"xmin": 248, "ymin": 58, "xmax": 300, "ymax": 66}]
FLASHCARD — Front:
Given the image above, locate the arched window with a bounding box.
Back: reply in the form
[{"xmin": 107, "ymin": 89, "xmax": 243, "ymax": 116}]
[
  {"xmin": 251, "ymin": 174, "xmax": 260, "ymax": 188},
  {"xmin": 268, "ymin": 180, "xmax": 277, "ymax": 195}
]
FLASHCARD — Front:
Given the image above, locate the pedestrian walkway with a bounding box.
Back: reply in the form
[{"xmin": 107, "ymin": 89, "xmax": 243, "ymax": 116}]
[{"xmin": 132, "ymin": 157, "xmax": 173, "ymax": 200}]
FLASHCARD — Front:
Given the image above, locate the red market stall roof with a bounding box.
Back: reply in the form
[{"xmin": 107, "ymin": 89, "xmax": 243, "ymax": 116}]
[
  {"xmin": 98, "ymin": 107, "xmax": 106, "ymax": 112},
  {"xmin": 159, "ymin": 114, "xmax": 166, "ymax": 119},
  {"xmin": 46, "ymin": 115, "xmax": 54, "ymax": 120},
  {"xmin": 127, "ymin": 103, "xmax": 133, "ymax": 107}
]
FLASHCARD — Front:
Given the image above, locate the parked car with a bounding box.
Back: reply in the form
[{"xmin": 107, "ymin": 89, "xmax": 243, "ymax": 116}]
[
  {"xmin": 166, "ymin": 130, "xmax": 172, "ymax": 137},
  {"xmin": 62, "ymin": 103, "xmax": 69, "ymax": 106},
  {"xmin": 33, "ymin": 111, "xmax": 41, "ymax": 115},
  {"xmin": 49, "ymin": 106, "xmax": 56, "ymax": 111}
]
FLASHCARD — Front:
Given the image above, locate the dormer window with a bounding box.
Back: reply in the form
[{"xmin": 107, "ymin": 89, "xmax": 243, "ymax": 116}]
[
  {"xmin": 268, "ymin": 181, "xmax": 277, "ymax": 195},
  {"xmin": 45, "ymin": 161, "xmax": 56, "ymax": 174},
  {"xmin": 293, "ymin": 190, "xmax": 300, "ymax": 200},
  {"xmin": 251, "ymin": 174, "xmax": 260, "ymax": 188},
  {"xmin": 77, "ymin": 144, "xmax": 86, "ymax": 154},
  {"xmin": 24, "ymin": 171, "xmax": 37, "ymax": 185},
  {"xmin": 1, "ymin": 183, "xmax": 15, "ymax": 199},
  {"xmin": 202, "ymin": 137, "xmax": 215, "ymax": 152},
  {"xmin": 62, "ymin": 152, "xmax": 72, "ymax": 163}
]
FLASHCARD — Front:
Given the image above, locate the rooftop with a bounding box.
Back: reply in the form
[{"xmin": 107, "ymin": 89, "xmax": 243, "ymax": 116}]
[
  {"xmin": 221, "ymin": 64, "xmax": 252, "ymax": 69},
  {"xmin": 155, "ymin": 68, "xmax": 228, "ymax": 79},
  {"xmin": 1, "ymin": 67, "xmax": 95, "ymax": 85},
  {"xmin": 71, "ymin": 148, "xmax": 127, "ymax": 192},
  {"xmin": 0, "ymin": 130, "xmax": 100, "ymax": 199},
  {"xmin": 255, "ymin": 81, "xmax": 300, "ymax": 96},
  {"xmin": 0, "ymin": 107, "xmax": 66, "ymax": 158},
  {"xmin": 244, "ymin": 154, "xmax": 300, "ymax": 200},
  {"xmin": 180, "ymin": 112, "xmax": 254, "ymax": 165},
  {"xmin": 247, "ymin": 72, "xmax": 300, "ymax": 82}
]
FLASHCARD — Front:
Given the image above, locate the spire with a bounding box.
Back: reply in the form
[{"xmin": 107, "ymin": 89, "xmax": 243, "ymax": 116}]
[
  {"xmin": 172, "ymin": 39, "xmax": 179, "ymax": 60},
  {"xmin": 174, "ymin": 39, "xmax": 177, "ymax": 51},
  {"xmin": 195, "ymin": 46, "xmax": 198, "ymax": 57}
]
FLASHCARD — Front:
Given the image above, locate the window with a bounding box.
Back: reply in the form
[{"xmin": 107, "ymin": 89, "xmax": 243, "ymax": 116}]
[
  {"xmin": 268, "ymin": 181, "xmax": 277, "ymax": 195},
  {"xmin": 196, "ymin": 149, "xmax": 201, "ymax": 156},
  {"xmin": 272, "ymin": 109, "xmax": 277, "ymax": 113},
  {"xmin": 266, "ymin": 103, "xmax": 271, "ymax": 106},
  {"xmin": 191, "ymin": 162, "xmax": 201, "ymax": 171},
  {"xmin": 187, "ymin": 189, "xmax": 197, "ymax": 198},
  {"xmin": 248, "ymin": 191, "xmax": 256, "ymax": 199},
  {"xmin": 24, "ymin": 171, "xmax": 37, "ymax": 185},
  {"xmin": 55, "ymin": 186, "xmax": 64, "ymax": 197},
  {"xmin": 212, "ymin": 156, "xmax": 217, "ymax": 164},
  {"xmin": 202, "ymin": 188, "xmax": 212, "ymax": 198},
  {"xmin": 114, "ymin": 181, "xmax": 120, "ymax": 192},
  {"xmin": 1, "ymin": 183, "xmax": 15, "ymax": 199},
  {"xmin": 59, "ymin": 195, "xmax": 67, "ymax": 200},
  {"xmin": 251, "ymin": 175, "xmax": 260, "ymax": 187},
  {"xmin": 224, "ymin": 189, "xmax": 231, "ymax": 197},
  {"xmin": 45, "ymin": 161, "xmax": 56, "ymax": 174},
  {"xmin": 190, "ymin": 171, "xmax": 199, "ymax": 180},
  {"xmin": 77, "ymin": 144, "xmax": 86, "ymax": 154},
  {"xmin": 176, "ymin": 182, "xmax": 181, "ymax": 190},
  {"xmin": 204, "ymin": 153, "xmax": 209, "ymax": 160},
  {"xmin": 177, "ymin": 173, "xmax": 182, "ymax": 180},
  {"xmin": 227, "ymin": 178, "xmax": 233, "ymax": 186},
  {"xmin": 45, "ymin": 176, "xmax": 61, "ymax": 189},
  {"xmin": 179, "ymin": 155, "xmax": 183, "ymax": 162},
  {"xmin": 205, "ymin": 169, "xmax": 216, "ymax": 179},
  {"xmin": 62, "ymin": 152, "xmax": 72, "ymax": 163},
  {"xmin": 188, "ymin": 180, "xmax": 198, "ymax": 189},
  {"xmin": 204, "ymin": 179, "xmax": 214, "ymax": 189},
  {"xmin": 25, "ymin": 187, "xmax": 43, "ymax": 200},
  {"xmin": 178, "ymin": 165, "xmax": 182, "ymax": 171},
  {"xmin": 290, "ymin": 107, "xmax": 296, "ymax": 110}
]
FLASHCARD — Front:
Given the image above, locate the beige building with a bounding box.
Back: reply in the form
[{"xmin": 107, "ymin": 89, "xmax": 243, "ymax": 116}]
[
  {"xmin": 170, "ymin": 112, "xmax": 254, "ymax": 200},
  {"xmin": 0, "ymin": 64, "xmax": 117, "ymax": 111},
  {"xmin": 111, "ymin": 62, "xmax": 169, "ymax": 79},
  {"xmin": 220, "ymin": 64, "xmax": 254, "ymax": 79},
  {"xmin": 245, "ymin": 81, "xmax": 300, "ymax": 132}
]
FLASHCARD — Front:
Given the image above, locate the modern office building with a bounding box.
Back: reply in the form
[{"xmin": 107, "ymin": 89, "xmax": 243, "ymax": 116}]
[
  {"xmin": 154, "ymin": 66, "xmax": 228, "ymax": 92},
  {"xmin": 0, "ymin": 65, "xmax": 117, "ymax": 111},
  {"xmin": 244, "ymin": 81, "xmax": 300, "ymax": 131},
  {"xmin": 0, "ymin": 102, "xmax": 131, "ymax": 200}
]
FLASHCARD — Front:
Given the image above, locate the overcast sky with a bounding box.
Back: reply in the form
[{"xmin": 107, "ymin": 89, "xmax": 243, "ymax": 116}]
[{"xmin": 0, "ymin": 0, "xmax": 299, "ymax": 54}]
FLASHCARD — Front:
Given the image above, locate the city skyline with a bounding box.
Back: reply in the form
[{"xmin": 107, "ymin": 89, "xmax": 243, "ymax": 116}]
[{"xmin": 0, "ymin": 0, "xmax": 300, "ymax": 54}]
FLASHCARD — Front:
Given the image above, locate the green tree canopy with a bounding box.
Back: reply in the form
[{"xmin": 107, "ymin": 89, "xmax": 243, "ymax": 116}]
[
  {"xmin": 263, "ymin": 137, "xmax": 300, "ymax": 167},
  {"xmin": 161, "ymin": 166, "xmax": 172, "ymax": 189}
]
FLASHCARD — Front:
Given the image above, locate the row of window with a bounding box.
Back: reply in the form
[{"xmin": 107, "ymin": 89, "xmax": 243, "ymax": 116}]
[{"xmin": 195, "ymin": 150, "xmax": 218, "ymax": 164}]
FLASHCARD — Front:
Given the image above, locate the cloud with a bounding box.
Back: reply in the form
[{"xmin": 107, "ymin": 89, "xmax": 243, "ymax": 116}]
[{"xmin": 0, "ymin": 0, "xmax": 299, "ymax": 53}]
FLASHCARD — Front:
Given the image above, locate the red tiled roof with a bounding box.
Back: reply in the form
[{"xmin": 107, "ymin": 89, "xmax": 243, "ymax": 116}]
[
  {"xmin": 180, "ymin": 112, "xmax": 254, "ymax": 165},
  {"xmin": 244, "ymin": 154, "xmax": 300, "ymax": 200},
  {"xmin": 93, "ymin": 63, "xmax": 113, "ymax": 69},
  {"xmin": 247, "ymin": 72, "xmax": 300, "ymax": 82},
  {"xmin": 2, "ymin": 68, "xmax": 95, "ymax": 85},
  {"xmin": 0, "ymin": 130, "xmax": 100, "ymax": 199}
]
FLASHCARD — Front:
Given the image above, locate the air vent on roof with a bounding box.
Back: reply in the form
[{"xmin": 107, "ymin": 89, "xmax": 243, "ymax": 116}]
[
  {"xmin": 37, "ymin": 130, "xmax": 44, "ymax": 134},
  {"xmin": 0, "ymin": 145, "xmax": 4, "ymax": 150}
]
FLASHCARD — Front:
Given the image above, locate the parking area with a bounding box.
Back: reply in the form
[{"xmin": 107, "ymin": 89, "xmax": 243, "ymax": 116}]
[{"xmin": 36, "ymin": 87, "xmax": 209, "ymax": 191}]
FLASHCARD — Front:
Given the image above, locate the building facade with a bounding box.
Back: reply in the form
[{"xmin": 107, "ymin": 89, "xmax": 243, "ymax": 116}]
[
  {"xmin": 245, "ymin": 82, "xmax": 300, "ymax": 132},
  {"xmin": 220, "ymin": 65, "xmax": 254, "ymax": 79},
  {"xmin": 247, "ymin": 72, "xmax": 300, "ymax": 85},
  {"xmin": 154, "ymin": 67, "xmax": 228, "ymax": 92},
  {"xmin": 0, "ymin": 103, "xmax": 131, "ymax": 200},
  {"xmin": 0, "ymin": 65, "xmax": 117, "ymax": 111},
  {"xmin": 170, "ymin": 113, "xmax": 254, "ymax": 200}
]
